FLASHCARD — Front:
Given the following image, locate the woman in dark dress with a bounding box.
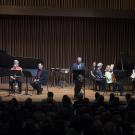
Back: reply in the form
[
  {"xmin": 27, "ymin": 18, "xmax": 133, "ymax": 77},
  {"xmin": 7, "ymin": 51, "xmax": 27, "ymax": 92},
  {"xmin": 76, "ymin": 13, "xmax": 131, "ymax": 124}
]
[{"xmin": 89, "ymin": 61, "xmax": 97, "ymax": 90}]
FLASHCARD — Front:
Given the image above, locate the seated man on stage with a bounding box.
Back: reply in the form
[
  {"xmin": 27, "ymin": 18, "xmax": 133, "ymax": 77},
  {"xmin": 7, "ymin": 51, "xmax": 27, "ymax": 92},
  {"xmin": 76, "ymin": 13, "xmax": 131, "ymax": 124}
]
[
  {"xmin": 31, "ymin": 63, "xmax": 47, "ymax": 95},
  {"xmin": 71, "ymin": 57, "xmax": 85, "ymax": 98},
  {"xmin": 9, "ymin": 60, "xmax": 22, "ymax": 94}
]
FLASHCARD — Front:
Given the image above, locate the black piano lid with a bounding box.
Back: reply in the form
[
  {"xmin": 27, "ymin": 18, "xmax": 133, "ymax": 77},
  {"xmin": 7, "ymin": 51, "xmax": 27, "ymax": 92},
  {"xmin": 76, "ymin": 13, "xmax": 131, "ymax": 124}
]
[
  {"xmin": 0, "ymin": 50, "xmax": 43, "ymax": 77},
  {"xmin": 0, "ymin": 50, "xmax": 43, "ymax": 69},
  {"xmin": 23, "ymin": 69, "xmax": 38, "ymax": 77}
]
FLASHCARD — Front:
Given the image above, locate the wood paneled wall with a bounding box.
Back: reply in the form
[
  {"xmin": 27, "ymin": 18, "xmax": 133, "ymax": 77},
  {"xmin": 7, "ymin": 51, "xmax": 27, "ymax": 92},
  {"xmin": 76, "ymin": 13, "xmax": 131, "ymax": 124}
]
[
  {"xmin": 0, "ymin": 0, "xmax": 135, "ymax": 9},
  {"xmin": 0, "ymin": 16, "xmax": 135, "ymax": 71}
]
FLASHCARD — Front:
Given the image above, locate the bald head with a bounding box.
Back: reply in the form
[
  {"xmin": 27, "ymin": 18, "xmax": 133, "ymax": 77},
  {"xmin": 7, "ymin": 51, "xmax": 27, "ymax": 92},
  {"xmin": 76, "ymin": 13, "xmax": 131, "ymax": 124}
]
[
  {"xmin": 13, "ymin": 60, "xmax": 19, "ymax": 67},
  {"xmin": 77, "ymin": 57, "xmax": 82, "ymax": 64},
  {"xmin": 38, "ymin": 63, "xmax": 43, "ymax": 70}
]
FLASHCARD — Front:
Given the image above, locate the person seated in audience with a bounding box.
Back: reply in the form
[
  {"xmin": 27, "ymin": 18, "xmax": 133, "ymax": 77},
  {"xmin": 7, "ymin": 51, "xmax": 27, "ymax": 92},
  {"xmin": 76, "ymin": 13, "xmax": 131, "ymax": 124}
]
[
  {"xmin": 113, "ymin": 97, "xmax": 120, "ymax": 109},
  {"xmin": 23, "ymin": 98, "xmax": 34, "ymax": 110},
  {"xmin": 73, "ymin": 93, "xmax": 84, "ymax": 109},
  {"xmin": 31, "ymin": 63, "xmax": 47, "ymax": 95},
  {"xmin": 123, "ymin": 93, "xmax": 132, "ymax": 109},
  {"xmin": 95, "ymin": 62, "xmax": 106, "ymax": 90},
  {"xmin": 0, "ymin": 92, "xmax": 135, "ymax": 135},
  {"xmin": 125, "ymin": 93, "xmax": 131, "ymax": 104},
  {"xmin": 46, "ymin": 92, "xmax": 56, "ymax": 104},
  {"xmin": 9, "ymin": 60, "xmax": 22, "ymax": 93},
  {"xmin": 58, "ymin": 95, "xmax": 73, "ymax": 121},
  {"xmin": 105, "ymin": 65, "xmax": 113, "ymax": 91},
  {"xmin": 90, "ymin": 92, "xmax": 100, "ymax": 108},
  {"xmin": 94, "ymin": 92, "xmax": 100, "ymax": 103},
  {"xmin": 108, "ymin": 93, "xmax": 115, "ymax": 107},
  {"xmin": 40, "ymin": 92, "xmax": 57, "ymax": 113},
  {"xmin": 126, "ymin": 98, "xmax": 135, "ymax": 111},
  {"xmin": 61, "ymin": 95, "xmax": 72, "ymax": 108}
]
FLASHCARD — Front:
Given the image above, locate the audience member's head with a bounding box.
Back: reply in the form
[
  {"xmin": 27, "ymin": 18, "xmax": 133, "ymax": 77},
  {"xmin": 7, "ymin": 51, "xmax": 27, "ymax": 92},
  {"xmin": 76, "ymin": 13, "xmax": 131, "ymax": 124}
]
[
  {"xmin": 47, "ymin": 92, "xmax": 54, "ymax": 104},
  {"xmin": 113, "ymin": 97, "xmax": 120, "ymax": 107},
  {"xmin": 128, "ymin": 98, "xmax": 135, "ymax": 109},
  {"xmin": 11, "ymin": 98, "xmax": 18, "ymax": 106},
  {"xmin": 97, "ymin": 95, "xmax": 104, "ymax": 105},
  {"xmin": 47, "ymin": 92, "xmax": 54, "ymax": 98},
  {"xmin": 24, "ymin": 98, "xmax": 33, "ymax": 108},
  {"xmin": 62, "ymin": 95, "xmax": 72, "ymax": 107},
  {"xmin": 83, "ymin": 98, "xmax": 90, "ymax": 106},
  {"xmin": 95, "ymin": 92, "xmax": 100, "ymax": 101},
  {"xmin": 109, "ymin": 93, "xmax": 115, "ymax": 102},
  {"xmin": 125, "ymin": 93, "xmax": 131, "ymax": 102}
]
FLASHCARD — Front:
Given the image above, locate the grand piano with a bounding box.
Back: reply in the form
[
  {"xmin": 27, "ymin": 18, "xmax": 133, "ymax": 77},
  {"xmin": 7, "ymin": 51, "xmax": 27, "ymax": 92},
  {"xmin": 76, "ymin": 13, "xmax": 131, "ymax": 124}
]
[
  {"xmin": 0, "ymin": 50, "xmax": 43, "ymax": 79},
  {"xmin": 115, "ymin": 53, "xmax": 135, "ymax": 76},
  {"xmin": 114, "ymin": 53, "xmax": 135, "ymax": 91}
]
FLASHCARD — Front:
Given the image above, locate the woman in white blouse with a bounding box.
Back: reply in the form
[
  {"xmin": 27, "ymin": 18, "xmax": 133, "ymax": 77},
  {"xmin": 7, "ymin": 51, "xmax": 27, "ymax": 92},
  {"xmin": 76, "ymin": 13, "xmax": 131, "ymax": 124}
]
[{"xmin": 105, "ymin": 65, "xmax": 113, "ymax": 90}]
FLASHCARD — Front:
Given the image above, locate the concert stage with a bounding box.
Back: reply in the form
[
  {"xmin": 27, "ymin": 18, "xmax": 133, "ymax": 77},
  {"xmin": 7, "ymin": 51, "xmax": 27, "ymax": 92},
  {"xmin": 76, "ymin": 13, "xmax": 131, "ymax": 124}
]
[{"xmin": 0, "ymin": 83, "xmax": 132, "ymax": 102}]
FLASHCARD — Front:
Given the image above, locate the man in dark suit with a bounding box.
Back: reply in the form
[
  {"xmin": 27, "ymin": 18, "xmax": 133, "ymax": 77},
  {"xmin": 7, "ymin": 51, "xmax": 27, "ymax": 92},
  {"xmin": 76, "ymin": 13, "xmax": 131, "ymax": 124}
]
[
  {"xmin": 31, "ymin": 63, "xmax": 47, "ymax": 95},
  {"xmin": 71, "ymin": 57, "xmax": 85, "ymax": 98},
  {"xmin": 72, "ymin": 57, "xmax": 85, "ymax": 71}
]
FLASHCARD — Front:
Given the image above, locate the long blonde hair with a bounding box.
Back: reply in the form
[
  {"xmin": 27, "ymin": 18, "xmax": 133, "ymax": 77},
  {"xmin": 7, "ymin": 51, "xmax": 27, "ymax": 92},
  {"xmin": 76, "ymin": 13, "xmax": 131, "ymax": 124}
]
[{"xmin": 105, "ymin": 65, "xmax": 111, "ymax": 72}]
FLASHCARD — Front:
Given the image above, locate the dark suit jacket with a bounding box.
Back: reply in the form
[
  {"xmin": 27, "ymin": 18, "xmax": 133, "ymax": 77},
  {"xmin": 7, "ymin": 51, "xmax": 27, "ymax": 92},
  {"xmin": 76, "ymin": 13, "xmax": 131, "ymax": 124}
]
[
  {"xmin": 71, "ymin": 63, "xmax": 85, "ymax": 71},
  {"xmin": 71, "ymin": 63, "xmax": 85, "ymax": 81},
  {"xmin": 36, "ymin": 70, "xmax": 47, "ymax": 85}
]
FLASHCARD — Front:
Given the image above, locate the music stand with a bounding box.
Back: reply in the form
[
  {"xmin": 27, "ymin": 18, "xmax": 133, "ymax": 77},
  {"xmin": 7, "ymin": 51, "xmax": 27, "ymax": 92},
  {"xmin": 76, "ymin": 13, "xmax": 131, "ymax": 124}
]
[
  {"xmin": 72, "ymin": 70, "xmax": 85, "ymax": 98},
  {"xmin": 10, "ymin": 70, "xmax": 22, "ymax": 77},
  {"xmin": 9, "ymin": 70, "xmax": 22, "ymax": 96},
  {"xmin": 51, "ymin": 68, "xmax": 60, "ymax": 87},
  {"xmin": 22, "ymin": 70, "xmax": 32, "ymax": 96},
  {"xmin": 113, "ymin": 70, "xmax": 125, "ymax": 81},
  {"xmin": 113, "ymin": 70, "xmax": 125, "ymax": 95}
]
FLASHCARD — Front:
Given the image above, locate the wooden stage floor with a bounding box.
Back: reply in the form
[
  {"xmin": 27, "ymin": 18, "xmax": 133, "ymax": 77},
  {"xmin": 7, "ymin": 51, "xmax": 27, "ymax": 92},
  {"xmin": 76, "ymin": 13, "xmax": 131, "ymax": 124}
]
[{"xmin": 0, "ymin": 83, "xmax": 133, "ymax": 102}]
